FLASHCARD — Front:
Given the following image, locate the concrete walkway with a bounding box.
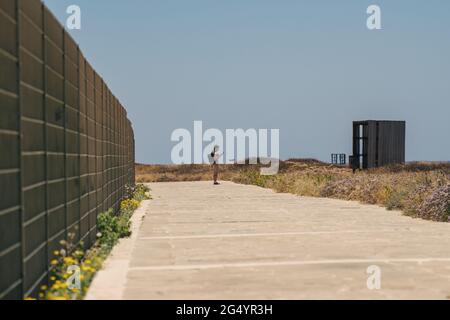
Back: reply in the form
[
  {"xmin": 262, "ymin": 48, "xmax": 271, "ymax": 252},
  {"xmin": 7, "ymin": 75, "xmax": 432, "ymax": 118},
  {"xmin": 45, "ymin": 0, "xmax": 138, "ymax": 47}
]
[{"xmin": 87, "ymin": 181, "xmax": 450, "ymax": 300}]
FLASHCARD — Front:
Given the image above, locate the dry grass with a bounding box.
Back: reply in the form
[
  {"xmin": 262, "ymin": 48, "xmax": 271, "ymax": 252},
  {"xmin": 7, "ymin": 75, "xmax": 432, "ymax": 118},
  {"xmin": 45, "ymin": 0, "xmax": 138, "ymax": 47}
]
[
  {"xmin": 135, "ymin": 163, "xmax": 243, "ymax": 182},
  {"xmin": 136, "ymin": 160, "xmax": 450, "ymax": 222}
]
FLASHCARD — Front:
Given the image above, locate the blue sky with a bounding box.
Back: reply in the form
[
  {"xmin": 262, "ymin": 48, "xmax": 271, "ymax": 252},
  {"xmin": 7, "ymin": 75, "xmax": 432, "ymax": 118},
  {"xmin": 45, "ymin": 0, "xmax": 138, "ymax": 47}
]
[{"xmin": 44, "ymin": 0, "xmax": 450, "ymax": 163}]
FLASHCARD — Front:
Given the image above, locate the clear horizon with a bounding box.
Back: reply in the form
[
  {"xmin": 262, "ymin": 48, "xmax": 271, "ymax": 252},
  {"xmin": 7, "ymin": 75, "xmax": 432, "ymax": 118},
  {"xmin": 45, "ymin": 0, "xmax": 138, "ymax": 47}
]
[{"xmin": 44, "ymin": 0, "xmax": 450, "ymax": 164}]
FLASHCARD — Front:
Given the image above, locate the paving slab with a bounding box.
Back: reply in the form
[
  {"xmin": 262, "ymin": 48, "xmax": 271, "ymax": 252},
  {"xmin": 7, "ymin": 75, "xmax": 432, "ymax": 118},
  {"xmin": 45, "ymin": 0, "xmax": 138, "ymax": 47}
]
[{"xmin": 87, "ymin": 181, "xmax": 450, "ymax": 300}]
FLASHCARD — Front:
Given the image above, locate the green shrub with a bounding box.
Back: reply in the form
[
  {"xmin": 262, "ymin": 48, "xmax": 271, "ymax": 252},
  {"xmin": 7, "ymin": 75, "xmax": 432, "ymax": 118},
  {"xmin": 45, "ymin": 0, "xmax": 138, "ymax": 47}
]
[
  {"xmin": 134, "ymin": 183, "xmax": 151, "ymax": 201},
  {"xmin": 97, "ymin": 209, "xmax": 130, "ymax": 251},
  {"xmin": 29, "ymin": 184, "xmax": 152, "ymax": 300}
]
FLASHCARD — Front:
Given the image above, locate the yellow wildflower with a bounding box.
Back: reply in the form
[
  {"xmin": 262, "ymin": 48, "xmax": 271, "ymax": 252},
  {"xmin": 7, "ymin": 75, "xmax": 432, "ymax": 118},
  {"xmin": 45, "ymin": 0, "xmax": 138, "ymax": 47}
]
[{"xmin": 63, "ymin": 257, "xmax": 75, "ymax": 265}]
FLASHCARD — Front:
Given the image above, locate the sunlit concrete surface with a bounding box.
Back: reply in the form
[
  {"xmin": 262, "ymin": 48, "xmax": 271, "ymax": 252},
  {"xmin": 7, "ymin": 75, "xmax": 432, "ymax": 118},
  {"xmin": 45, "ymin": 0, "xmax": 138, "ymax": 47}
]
[{"xmin": 87, "ymin": 181, "xmax": 450, "ymax": 300}]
